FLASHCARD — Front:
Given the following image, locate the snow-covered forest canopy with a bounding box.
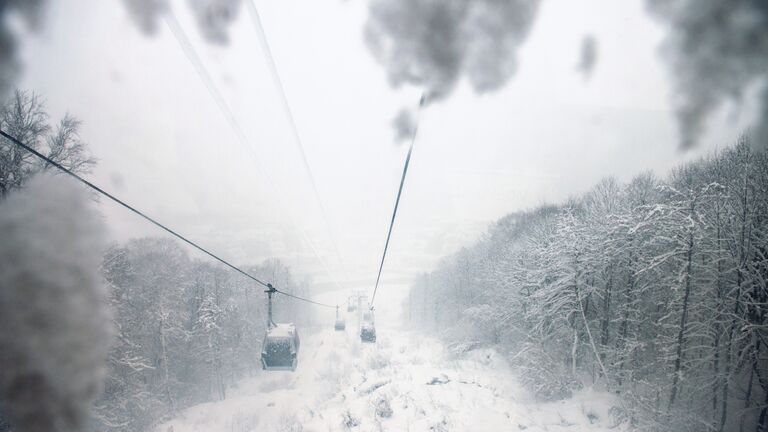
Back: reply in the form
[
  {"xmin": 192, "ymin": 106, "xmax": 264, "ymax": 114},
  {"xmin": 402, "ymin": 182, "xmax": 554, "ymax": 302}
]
[
  {"xmin": 96, "ymin": 239, "xmax": 312, "ymax": 431},
  {"xmin": 404, "ymin": 136, "xmax": 768, "ymax": 432},
  {"xmin": 0, "ymin": 90, "xmax": 314, "ymax": 431}
]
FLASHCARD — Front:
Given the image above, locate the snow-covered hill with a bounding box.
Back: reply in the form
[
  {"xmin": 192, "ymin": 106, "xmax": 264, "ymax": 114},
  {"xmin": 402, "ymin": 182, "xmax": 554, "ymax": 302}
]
[{"xmin": 159, "ymin": 316, "xmax": 626, "ymax": 431}]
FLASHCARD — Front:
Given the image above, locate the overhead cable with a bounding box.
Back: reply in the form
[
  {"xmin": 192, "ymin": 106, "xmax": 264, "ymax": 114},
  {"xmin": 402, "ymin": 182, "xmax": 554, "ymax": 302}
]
[
  {"xmin": 245, "ymin": 1, "xmax": 352, "ymax": 285},
  {"xmin": 1, "ymin": 128, "xmax": 335, "ymax": 310},
  {"xmin": 369, "ymin": 93, "xmax": 426, "ymax": 307},
  {"xmin": 164, "ymin": 11, "xmax": 346, "ymax": 293}
]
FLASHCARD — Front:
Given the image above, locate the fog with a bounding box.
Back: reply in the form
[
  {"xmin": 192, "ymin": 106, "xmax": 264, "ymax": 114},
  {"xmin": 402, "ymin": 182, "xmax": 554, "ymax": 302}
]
[
  {"xmin": 9, "ymin": 0, "xmax": 755, "ymax": 288},
  {"xmin": 0, "ymin": 0, "xmax": 766, "ymax": 431}
]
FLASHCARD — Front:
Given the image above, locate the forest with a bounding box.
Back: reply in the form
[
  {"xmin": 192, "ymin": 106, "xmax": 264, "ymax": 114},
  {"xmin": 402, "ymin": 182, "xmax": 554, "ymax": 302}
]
[
  {"xmin": 0, "ymin": 90, "xmax": 313, "ymax": 431},
  {"xmin": 403, "ymin": 136, "xmax": 768, "ymax": 432},
  {"xmin": 94, "ymin": 239, "xmax": 312, "ymax": 431}
]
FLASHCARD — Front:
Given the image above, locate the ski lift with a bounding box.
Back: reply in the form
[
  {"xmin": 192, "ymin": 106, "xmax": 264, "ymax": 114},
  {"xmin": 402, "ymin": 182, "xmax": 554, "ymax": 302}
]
[
  {"xmin": 360, "ymin": 307, "xmax": 376, "ymax": 343},
  {"xmin": 360, "ymin": 322, "xmax": 376, "ymax": 343},
  {"xmin": 347, "ymin": 295, "xmax": 357, "ymax": 312},
  {"xmin": 262, "ymin": 323, "xmax": 300, "ymax": 371},
  {"xmin": 334, "ymin": 306, "xmax": 346, "ymax": 331},
  {"xmin": 261, "ymin": 284, "xmax": 301, "ymax": 371}
]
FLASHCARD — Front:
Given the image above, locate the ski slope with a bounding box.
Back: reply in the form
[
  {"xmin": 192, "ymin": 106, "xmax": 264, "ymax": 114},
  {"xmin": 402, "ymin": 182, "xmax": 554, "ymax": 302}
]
[{"xmin": 159, "ymin": 308, "xmax": 627, "ymax": 432}]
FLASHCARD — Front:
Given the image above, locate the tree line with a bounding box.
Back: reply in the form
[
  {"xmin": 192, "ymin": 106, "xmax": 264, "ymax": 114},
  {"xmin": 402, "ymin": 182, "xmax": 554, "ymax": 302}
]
[
  {"xmin": 404, "ymin": 136, "xmax": 768, "ymax": 432},
  {"xmin": 94, "ymin": 238, "xmax": 312, "ymax": 431},
  {"xmin": 0, "ymin": 89, "xmax": 96, "ymax": 198},
  {"xmin": 0, "ymin": 90, "xmax": 314, "ymax": 431}
]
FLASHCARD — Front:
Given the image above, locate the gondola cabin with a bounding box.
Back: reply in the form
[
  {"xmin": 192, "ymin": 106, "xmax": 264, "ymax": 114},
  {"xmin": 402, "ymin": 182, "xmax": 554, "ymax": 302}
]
[
  {"xmin": 334, "ymin": 319, "xmax": 346, "ymax": 331},
  {"xmin": 360, "ymin": 309, "xmax": 376, "ymax": 343},
  {"xmin": 347, "ymin": 296, "xmax": 357, "ymax": 312},
  {"xmin": 261, "ymin": 323, "xmax": 300, "ymax": 371},
  {"xmin": 360, "ymin": 322, "xmax": 376, "ymax": 343}
]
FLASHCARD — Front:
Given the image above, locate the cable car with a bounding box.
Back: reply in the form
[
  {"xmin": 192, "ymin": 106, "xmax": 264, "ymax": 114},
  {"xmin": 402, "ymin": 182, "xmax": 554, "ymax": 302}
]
[
  {"xmin": 261, "ymin": 323, "xmax": 300, "ymax": 371},
  {"xmin": 261, "ymin": 284, "xmax": 300, "ymax": 371},
  {"xmin": 360, "ymin": 308, "xmax": 376, "ymax": 343},
  {"xmin": 347, "ymin": 295, "xmax": 357, "ymax": 312},
  {"xmin": 334, "ymin": 306, "xmax": 346, "ymax": 331},
  {"xmin": 360, "ymin": 322, "xmax": 376, "ymax": 343}
]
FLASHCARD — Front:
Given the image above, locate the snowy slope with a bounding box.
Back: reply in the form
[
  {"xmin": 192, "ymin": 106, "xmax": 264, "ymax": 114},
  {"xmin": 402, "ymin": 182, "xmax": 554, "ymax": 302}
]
[{"xmin": 159, "ymin": 313, "xmax": 628, "ymax": 432}]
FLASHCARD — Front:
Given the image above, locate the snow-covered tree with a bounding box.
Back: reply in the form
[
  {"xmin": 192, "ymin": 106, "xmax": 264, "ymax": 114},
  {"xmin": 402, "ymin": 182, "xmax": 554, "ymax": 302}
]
[
  {"xmin": 0, "ymin": 90, "xmax": 95, "ymax": 198},
  {"xmin": 403, "ymin": 134, "xmax": 768, "ymax": 432}
]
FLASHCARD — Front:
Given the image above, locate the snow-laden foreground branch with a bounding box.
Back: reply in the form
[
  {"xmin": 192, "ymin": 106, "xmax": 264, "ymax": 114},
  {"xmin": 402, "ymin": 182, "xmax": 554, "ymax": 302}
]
[{"xmin": 0, "ymin": 175, "xmax": 111, "ymax": 432}]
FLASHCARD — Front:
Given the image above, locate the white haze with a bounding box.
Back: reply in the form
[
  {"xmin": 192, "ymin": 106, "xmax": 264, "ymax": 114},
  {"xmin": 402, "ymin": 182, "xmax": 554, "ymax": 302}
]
[
  {"xmin": 0, "ymin": 0, "xmax": 246, "ymax": 95},
  {"xmin": 9, "ymin": 0, "xmax": 759, "ymax": 293},
  {"xmin": 363, "ymin": 0, "xmax": 768, "ymax": 149},
  {"xmin": 2, "ymin": 0, "xmax": 767, "ymax": 150},
  {"xmin": 0, "ymin": 0, "xmax": 46, "ymax": 96}
]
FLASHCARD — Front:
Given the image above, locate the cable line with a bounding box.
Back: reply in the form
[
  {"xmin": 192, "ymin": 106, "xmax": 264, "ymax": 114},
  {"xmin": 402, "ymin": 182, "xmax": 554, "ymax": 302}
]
[
  {"xmin": 1, "ymin": 128, "xmax": 269, "ymax": 288},
  {"xmin": 274, "ymin": 288, "xmax": 336, "ymax": 309},
  {"xmin": 163, "ymin": 11, "xmax": 346, "ymax": 294},
  {"xmin": 369, "ymin": 93, "xmax": 426, "ymax": 307},
  {"xmin": 0, "ymin": 128, "xmax": 336, "ymax": 311},
  {"xmin": 164, "ymin": 12, "xmax": 250, "ymax": 153},
  {"xmin": 245, "ymin": 1, "xmax": 352, "ymax": 286}
]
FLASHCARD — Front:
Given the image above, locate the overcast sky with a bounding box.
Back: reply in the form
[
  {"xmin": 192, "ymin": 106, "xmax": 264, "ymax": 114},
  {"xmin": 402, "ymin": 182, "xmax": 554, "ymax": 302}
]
[{"xmin": 14, "ymin": 0, "xmax": 758, "ymax": 294}]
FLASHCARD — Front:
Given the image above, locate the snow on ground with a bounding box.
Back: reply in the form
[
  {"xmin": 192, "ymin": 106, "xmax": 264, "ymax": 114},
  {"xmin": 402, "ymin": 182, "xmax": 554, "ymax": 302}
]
[{"xmin": 159, "ymin": 310, "xmax": 627, "ymax": 432}]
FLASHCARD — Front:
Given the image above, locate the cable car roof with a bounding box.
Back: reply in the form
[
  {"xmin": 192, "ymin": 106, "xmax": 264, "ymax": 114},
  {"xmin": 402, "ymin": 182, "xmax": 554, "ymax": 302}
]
[{"xmin": 267, "ymin": 323, "xmax": 296, "ymax": 338}]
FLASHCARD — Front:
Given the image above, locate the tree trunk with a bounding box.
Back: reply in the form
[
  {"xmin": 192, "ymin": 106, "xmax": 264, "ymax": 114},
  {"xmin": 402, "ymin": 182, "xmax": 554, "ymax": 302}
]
[
  {"xmin": 572, "ymin": 326, "xmax": 579, "ymax": 378},
  {"xmin": 601, "ymin": 265, "xmax": 613, "ymax": 351},
  {"xmin": 757, "ymin": 386, "xmax": 768, "ymax": 432},
  {"xmin": 668, "ymin": 225, "xmax": 695, "ymax": 412},
  {"xmin": 575, "ymin": 281, "xmax": 609, "ymax": 380},
  {"xmin": 159, "ymin": 313, "xmax": 175, "ymax": 412},
  {"xmin": 722, "ymin": 143, "xmax": 752, "ymax": 431},
  {"xmin": 743, "ymin": 353, "xmax": 755, "ymax": 432},
  {"xmin": 713, "ymin": 212, "xmax": 725, "ymax": 425},
  {"xmin": 617, "ymin": 247, "xmax": 635, "ymax": 388}
]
